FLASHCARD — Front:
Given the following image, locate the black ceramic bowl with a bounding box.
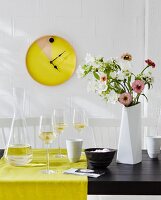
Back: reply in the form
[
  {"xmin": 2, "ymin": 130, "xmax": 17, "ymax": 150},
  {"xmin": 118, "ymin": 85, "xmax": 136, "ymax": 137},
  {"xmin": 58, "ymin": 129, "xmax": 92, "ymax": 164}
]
[
  {"xmin": 0, "ymin": 149, "xmax": 4, "ymax": 159},
  {"xmin": 85, "ymin": 148, "xmax": 116, "ymax": 169}
]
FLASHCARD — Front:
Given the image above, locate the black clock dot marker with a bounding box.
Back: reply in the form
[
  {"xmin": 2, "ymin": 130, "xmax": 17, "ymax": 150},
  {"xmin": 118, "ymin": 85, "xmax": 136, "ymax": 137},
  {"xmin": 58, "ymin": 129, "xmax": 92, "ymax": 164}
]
[{"xmin": 49, "ymin": 37, "xmax": 54, "ymax": 43}]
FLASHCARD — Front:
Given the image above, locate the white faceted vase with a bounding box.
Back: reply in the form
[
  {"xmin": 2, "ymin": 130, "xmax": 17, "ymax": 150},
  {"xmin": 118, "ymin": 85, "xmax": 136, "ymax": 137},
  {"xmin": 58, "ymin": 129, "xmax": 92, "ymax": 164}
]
[{"xmin": 117, "ymin": 103, "xmax": 142, "ymax": 164}]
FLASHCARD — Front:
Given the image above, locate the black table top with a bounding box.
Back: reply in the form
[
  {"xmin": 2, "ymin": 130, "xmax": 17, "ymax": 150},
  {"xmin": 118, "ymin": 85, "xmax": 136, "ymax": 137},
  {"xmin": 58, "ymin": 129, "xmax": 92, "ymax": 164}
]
[{"xmin": 88, "ymin": 150, "xmax": 161, "ymax": 195}]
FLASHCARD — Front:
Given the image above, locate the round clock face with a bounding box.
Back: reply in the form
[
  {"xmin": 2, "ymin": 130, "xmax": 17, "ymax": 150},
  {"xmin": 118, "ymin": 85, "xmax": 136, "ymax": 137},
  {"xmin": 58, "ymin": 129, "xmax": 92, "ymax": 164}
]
[{"xmin": 26, "ymin": 35, "xmax": 76, "ymax": 86}]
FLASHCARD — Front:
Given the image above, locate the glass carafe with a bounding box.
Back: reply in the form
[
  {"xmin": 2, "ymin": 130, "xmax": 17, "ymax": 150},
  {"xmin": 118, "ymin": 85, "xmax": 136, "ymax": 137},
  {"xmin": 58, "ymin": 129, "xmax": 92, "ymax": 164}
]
[{"xmin": 4, "ymin": 88, "xmax": 32, "ymax": 166}]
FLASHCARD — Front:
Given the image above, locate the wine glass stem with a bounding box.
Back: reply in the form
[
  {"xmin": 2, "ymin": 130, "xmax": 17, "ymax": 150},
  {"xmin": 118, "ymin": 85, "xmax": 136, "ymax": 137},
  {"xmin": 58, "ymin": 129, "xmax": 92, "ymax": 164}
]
[
  {"xmin": 46, "ymin": 144, "xmax": 50, "ymax": 172},
  {"xmin": 58, "ymin": 133, "xmax": 61, "ymax": 155},
  {"xmin": 76, "ymin": 130, "xmax": 84, "ymax": 155}
]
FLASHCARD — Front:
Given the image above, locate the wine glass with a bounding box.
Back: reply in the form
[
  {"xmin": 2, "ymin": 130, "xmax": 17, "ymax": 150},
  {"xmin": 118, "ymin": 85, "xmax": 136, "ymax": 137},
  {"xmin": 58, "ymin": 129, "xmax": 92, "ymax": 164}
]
[
  {"xmin": 73, "ymin": 108, "xmax": 87, "ymax": 155},
  {"xmin": 39, "ymin": 115, "xmax": 57, "ymax": 174},
  {"xmin": 73, "ymin": 108, "xmax": 87, "ymax": 134},
  {"xmin": 53, "ymin": 109, "xmax": 67, "ymax": 158}
]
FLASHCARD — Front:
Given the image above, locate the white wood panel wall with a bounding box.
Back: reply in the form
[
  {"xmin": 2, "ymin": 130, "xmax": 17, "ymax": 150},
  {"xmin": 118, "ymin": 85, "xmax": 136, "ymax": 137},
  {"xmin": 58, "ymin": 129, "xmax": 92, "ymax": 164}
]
[{"xmin": 0, "ymin": 0, "xmax": 161, "ymax": 199}]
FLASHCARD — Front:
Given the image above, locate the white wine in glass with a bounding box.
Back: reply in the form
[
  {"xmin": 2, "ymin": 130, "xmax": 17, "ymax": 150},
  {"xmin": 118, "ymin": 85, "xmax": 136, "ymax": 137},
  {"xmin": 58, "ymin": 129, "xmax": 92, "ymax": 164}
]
[
  {"xmin": 55, "ymin": 123, "xmax": 67, "ymax": 133},
  {"xmin": 53, "ymin": 109, "xmax": 67, "ymax": 158},
  {"xmin": 39, "ymin": 115, "xmax": 57, "ymax": 174},
  {"xmin": 74, "ymin": 123, "xmax": 86, "ymax": 132},
  {"xmin": 6, "ymin": 144, "xmax": 32, "ymax": 166},
  {"xmin": 73, "ymin": 109, "xmax": 87, "ymax": 134}
]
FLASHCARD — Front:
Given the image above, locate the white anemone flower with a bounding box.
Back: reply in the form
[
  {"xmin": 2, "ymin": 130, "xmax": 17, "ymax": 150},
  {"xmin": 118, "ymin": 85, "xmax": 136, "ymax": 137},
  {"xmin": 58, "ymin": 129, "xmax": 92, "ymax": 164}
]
[
  {"xmin": 104, "ymin": 57, "xmax": 116, "ymax": 63},
  {"xmin": 117, "ymin": 72, "xmax": 125, "ymax": 80},
  {"xmin": 87, "ymin": 80, "xmax": 99, "ymax": 93},
  {"xmin": 97, "ymin": 82, "xmax": 108, "ymax": 94},
  {"xmin": 142, "ymin": 70, "xmax": 154, "ymax": 84},
  {"xmin": 117, "ymin": 59, "xmax": 132, "ymax": 72},
  {"xmin": 85, "ymin": 53, "xmax": 95, "ymax": 65},
  {"xmin": 106, "ymin": 91, "xmax": 119, "ymax": 104},
  {"xmin": 94, "ymin": 63, "xmax": 102, "ymax": 69},
  {"xmin": 110, "ymin": 71, "xmax": 117, "ymax": 79},
  {"xmin": 76, "ymin": 65, "xmax": 84, "ymax": 78},
  {"xmin": 122, "ymin": 70, "xmax": 131, "ymax": 77}
]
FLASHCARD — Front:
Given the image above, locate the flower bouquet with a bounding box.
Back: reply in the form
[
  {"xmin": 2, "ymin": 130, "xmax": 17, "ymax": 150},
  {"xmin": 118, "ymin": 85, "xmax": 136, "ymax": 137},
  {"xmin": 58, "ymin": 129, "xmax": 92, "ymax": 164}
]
[
  {"xmin": 77, "ymin": 53, "xmax": 155, "ymax": 164},
  {"xmin": 77, "ymin": 53, "xmax": 155, "ymax": 107}
]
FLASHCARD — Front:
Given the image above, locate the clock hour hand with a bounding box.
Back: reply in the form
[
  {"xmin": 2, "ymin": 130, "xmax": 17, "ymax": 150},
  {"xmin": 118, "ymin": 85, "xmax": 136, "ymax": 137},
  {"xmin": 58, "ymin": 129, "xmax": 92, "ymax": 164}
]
[
  {"xmin": 50, "ymin": 63, "xmax": 60, "ymax": 72},
  {"xmin": 54, "ymin": 65, "xmax": 60, "ymax": 72},
  {"xmin": 50, "ymin": 51, "xmax": 66, "ymax": 64}
]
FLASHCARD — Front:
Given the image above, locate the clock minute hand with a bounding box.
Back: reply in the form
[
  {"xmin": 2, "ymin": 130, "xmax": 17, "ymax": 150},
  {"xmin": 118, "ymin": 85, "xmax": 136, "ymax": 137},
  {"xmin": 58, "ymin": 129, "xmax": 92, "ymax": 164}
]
[{"xmin": 50, "ymin": 51, "xmax": 66, "ymax": 64}]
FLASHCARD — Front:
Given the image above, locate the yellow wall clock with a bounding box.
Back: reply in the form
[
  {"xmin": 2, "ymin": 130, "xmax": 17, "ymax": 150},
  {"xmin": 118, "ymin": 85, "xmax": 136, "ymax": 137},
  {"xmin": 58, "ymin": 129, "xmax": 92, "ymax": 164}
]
[{"xmin": 26, "ymin": 35, "xmax": 76, "ymax": 86}]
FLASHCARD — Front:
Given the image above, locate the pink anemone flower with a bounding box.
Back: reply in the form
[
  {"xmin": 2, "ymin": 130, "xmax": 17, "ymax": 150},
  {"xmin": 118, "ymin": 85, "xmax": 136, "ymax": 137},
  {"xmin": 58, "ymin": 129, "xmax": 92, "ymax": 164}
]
[
  {"xmin": 118, "ymin": 93, "xmax": 133, "ymax": 107},
  {"xmin": 132, "ymin": 80, "xmax": 145, "ymax": 94},
  {"xmin": 145, "ymin": 59, "xmax": 155, "ymax": 68}
]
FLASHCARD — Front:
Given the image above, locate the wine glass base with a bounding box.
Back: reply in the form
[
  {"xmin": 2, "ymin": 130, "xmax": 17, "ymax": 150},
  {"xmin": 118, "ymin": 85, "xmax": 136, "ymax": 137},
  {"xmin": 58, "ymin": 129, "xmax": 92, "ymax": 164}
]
[
  {"xmin": 55, "ymin": 154, "xmax": 66, "ymax": 158},
  {"xmin": 41, "ymin": 169, "xmax": 56, "ymax": 174},
  {"xmin": 81, "ymin": 152, "xmax": 85, "ymax": 156}
]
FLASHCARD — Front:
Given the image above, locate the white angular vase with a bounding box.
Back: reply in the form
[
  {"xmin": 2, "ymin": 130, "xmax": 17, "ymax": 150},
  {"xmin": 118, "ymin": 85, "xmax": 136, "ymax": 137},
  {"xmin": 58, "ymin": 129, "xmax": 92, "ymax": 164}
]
[{"xmin": 117, "ymin": 103, "xmax": 142, "ymax": 164}]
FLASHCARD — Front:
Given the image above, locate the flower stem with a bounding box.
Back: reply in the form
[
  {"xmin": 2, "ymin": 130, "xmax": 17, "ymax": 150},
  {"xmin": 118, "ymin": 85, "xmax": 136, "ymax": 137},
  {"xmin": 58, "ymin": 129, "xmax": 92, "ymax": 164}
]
[
  {"xmin": 124, "ymin": 81, "xmax": 130, "ymax": 93},
  {"xmin": 140, "ymin": 65, "xmax": 149, "ymax": 74},
  {"xmin": 114, "ymin": 80, "xmax": 126, "ymax": 92},
  {"xmin": 134, "ymin": 93, "xmax": 140, "ymax": 104}
]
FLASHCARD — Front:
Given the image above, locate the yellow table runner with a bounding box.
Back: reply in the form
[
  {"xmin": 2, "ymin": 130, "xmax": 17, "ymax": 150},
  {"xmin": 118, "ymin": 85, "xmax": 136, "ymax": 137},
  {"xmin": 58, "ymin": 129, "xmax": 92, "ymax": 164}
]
[{"xmin": 0, "ymin": 149, "xmax": 87, "ymax": 200}]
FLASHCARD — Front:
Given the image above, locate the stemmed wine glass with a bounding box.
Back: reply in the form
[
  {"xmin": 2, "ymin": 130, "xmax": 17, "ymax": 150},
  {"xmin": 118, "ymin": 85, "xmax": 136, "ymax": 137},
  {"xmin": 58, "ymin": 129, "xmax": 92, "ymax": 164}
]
[
  {"xmin": 39, "ymin": 115, "xmax": 57, "ymax": 174},
  {"xmin": 53, "ymin": 109, "xmax": 67, "ymax": 158},
  {"xmin": 73, "ymin": 108, "xmax": 87, "ymax": 155},
  {"xmin": 73, "ymin": 108, "xmax": 87, "ymax": 134}
]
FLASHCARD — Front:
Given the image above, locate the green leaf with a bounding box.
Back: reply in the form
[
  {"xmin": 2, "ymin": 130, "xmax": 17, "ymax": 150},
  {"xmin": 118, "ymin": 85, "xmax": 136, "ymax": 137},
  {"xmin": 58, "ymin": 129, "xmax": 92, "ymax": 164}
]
[
  {"xmin": 84, "ymin": 71, "xmax": 89, "ymax": 76},
  {"xmin": 147, "ymin": 82, "xmax": 151, "ymax": 89},
  {"xmin": 116, "ymin": 64, "xmax": 121, "ymax": 70},
  {"xmin": 127, "ymin": 76, "xmax": 132, "ymax": 92},
  {"xmin": 141, "ymin": 94, "xmax": 148, "ymax": 102},
  {"xmin": 93, "ymin": 72, "xmax": 100, "ymax": 80}
]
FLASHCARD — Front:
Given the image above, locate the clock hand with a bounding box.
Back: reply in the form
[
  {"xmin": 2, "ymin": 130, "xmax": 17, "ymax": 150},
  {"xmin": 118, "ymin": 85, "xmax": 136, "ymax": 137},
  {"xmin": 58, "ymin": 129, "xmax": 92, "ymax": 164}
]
[
  {"xmin": 50, "ymin": 52, "xmax": 71, "ymax": 72},
  {"xmin": 50, "ymin": 51, "xmax": 66, "ymax": 64},
  {"xmin": 50, "ymin": 63, "xmax": 60, "ymax": 72},
  {"xmin": 50, "ymin": 53, "xmax": 71, "ymax": 69},
  {"xmin": 54, "ymin": 65, "xmax": 60, "ymax": 72}
]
